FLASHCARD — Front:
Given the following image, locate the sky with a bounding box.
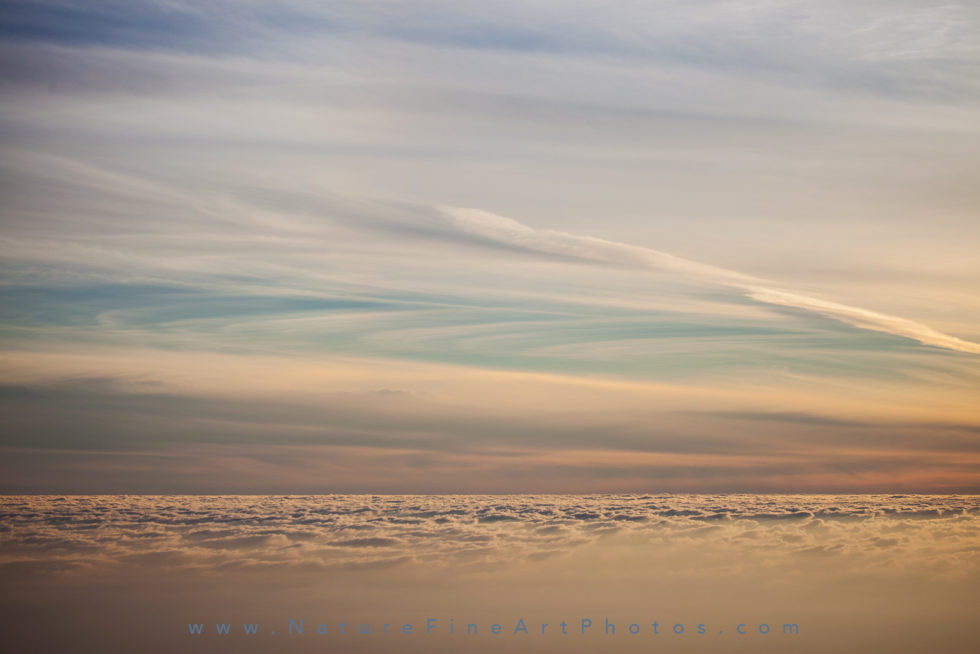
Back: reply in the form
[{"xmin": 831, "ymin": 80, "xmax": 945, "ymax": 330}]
[{"xmin": 0, "ymin": 0, "xmax": 978, "ymax": 492}]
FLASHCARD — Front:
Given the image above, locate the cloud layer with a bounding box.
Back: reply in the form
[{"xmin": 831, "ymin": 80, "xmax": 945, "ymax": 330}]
[{"xmin": 3, "ymin": 494, "xmax": 978, "ymax": 577}]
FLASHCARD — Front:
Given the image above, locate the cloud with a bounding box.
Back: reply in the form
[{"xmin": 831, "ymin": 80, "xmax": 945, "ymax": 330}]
[
  {"xmin": 3, "ymin": 494, "xmax": 977, "ymax": 654},
  {"xmin": 441, "ymin": 206, "xmax": 753, "ymax": 283},
  {"xmin": 440, "ymin": 206, "xmax": 980, "ymax": 354},
  {"xmin": 746, "ymin": 287, "xmax": 980, "ymax": 354},
  {"xmin": 1, "ymin": 494, "xmax": 976, "ymax": 580},
  {"xmin": 0, "ymin": 342, "xmax": 977, "ymax": 493}
]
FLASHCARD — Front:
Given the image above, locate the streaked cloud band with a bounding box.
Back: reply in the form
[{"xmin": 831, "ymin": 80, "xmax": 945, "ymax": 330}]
[{"xmin": 442, "ymin": 206, "xmax": 980, "ymax": 354}]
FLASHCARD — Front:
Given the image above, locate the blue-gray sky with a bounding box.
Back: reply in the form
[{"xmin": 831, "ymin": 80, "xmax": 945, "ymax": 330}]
[{"xmin": 1, "ymin": 0, "xmax": 978, "ymax": 492}]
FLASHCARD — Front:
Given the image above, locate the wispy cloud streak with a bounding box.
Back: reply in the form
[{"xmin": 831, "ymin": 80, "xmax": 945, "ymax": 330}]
[{"xmin": 441, "ymin": 207, "xmax": 980, "ymax": 354}]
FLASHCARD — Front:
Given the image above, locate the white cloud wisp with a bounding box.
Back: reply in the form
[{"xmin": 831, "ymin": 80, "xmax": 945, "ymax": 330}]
[{"xmin": 442, "ymin": 207, "xmax": 980, "ymax": 355}]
